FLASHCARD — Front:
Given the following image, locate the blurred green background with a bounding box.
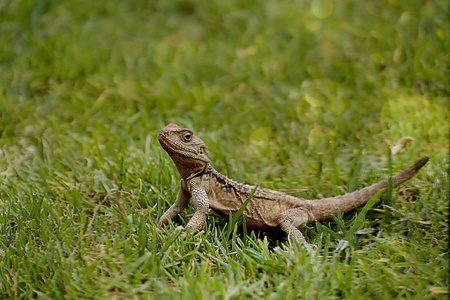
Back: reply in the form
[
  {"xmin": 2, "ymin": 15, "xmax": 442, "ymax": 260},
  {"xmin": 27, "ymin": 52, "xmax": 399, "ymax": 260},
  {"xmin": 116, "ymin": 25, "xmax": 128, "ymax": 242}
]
[{"xmin": 0, "ymin": 0, "xmax": 448, "ymax": 298}]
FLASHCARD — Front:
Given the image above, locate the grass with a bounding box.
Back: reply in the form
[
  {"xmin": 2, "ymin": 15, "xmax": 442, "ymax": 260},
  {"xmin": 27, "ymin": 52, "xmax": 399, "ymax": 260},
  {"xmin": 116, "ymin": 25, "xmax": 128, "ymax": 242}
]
[{"xmin": 0, "ymin": 0, "xmax": 448, "ymax": 298}]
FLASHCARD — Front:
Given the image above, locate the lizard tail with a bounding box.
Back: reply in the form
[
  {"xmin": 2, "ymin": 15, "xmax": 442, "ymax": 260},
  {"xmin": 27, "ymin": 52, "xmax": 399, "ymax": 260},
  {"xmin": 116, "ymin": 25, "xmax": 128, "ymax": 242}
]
[{"xmin": 309, "ymin": 156, "xmax": 429, "ymax": 222}]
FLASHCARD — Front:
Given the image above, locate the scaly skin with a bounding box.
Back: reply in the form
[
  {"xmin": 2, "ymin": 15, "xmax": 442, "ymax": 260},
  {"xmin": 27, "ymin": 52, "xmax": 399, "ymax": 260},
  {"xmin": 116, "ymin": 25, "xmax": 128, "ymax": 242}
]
[{"xmin": 157, "ymin": 124, "xmax": 429, "ymax": 247}]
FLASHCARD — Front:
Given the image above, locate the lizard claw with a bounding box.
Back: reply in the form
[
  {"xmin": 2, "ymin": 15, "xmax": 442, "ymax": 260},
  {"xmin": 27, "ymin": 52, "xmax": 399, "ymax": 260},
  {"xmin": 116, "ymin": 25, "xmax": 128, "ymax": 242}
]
[
  {"xmin": 156, "ymin": 219, "xmax": 167, "ymax": 228},
  {"xmin": 304, "ymin": 243, "xmax": 314, "ymax": 254},
  {"xmin": 174, "ymin": 226, "xmax": 188, "ymax": 239}
]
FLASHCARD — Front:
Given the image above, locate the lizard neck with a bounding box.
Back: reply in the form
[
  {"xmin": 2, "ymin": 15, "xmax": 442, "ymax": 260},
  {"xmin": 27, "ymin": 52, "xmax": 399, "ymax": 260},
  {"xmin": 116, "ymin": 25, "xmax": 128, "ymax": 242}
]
[{"xmin": 182, "ymin": 164, "xmax": 209, "ymax": 182}]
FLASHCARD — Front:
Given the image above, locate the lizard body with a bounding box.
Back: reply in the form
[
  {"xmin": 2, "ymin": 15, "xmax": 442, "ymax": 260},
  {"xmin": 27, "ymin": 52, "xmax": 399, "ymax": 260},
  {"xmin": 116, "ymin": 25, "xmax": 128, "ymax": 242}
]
[{"xmin": 157, "ymin": 123, "xmax": 429, "ymax": 246}]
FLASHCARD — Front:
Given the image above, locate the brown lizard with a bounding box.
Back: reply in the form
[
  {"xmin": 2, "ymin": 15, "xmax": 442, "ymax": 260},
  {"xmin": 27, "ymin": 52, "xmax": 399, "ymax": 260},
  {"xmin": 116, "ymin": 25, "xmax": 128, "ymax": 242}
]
[{"xmin": 157, "ymin": 123, "xmax": 429, "ymax": 247}]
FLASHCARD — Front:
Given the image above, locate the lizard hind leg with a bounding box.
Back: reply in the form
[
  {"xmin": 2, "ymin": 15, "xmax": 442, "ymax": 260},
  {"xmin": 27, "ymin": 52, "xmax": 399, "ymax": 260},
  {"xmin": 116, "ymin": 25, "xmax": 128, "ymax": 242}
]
[{"xmin": 277, "ymin": 209, "xmax": 310, "ymax": 249}]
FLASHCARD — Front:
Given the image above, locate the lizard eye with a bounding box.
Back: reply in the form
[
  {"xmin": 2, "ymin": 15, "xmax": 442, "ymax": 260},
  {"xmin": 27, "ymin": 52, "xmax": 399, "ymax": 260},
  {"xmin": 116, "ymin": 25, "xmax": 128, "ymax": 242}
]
[{"xmin": 184, "ymin": 133, "xmax": 192, "ymax": 141}]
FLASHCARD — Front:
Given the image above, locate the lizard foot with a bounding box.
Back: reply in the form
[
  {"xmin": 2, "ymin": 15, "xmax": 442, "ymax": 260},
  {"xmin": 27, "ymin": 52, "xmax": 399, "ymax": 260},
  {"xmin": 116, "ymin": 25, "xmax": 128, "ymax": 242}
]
[{"xmin": 277, "ymin": 208, "xmax": 310, "ymax": 250}]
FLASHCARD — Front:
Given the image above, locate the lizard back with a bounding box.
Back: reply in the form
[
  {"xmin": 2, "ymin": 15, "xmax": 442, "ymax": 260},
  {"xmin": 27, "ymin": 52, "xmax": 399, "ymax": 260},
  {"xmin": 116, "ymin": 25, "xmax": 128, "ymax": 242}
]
[{"xmin": 191, "ymin": 165, "xmax": 308, "ymax": 230}]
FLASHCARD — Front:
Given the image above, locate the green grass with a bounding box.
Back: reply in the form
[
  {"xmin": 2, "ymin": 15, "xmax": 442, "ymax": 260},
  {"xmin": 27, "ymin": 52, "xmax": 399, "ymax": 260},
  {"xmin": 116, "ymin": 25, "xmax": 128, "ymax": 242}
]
[{"xmin": 0, "ymin": 0, "xmax": 448, "ymax": 298}]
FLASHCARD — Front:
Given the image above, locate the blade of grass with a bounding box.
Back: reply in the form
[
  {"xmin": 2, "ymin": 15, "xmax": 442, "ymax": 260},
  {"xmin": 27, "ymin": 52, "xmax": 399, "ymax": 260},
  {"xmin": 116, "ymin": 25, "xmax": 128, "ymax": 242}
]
[
  {"xmin": 346, "ymin": 189, "xmax": 385, "ymax": 239},
  {"xmin": 226, "ymin": 185, "xmax": 258, "ymax": 241},
  {"xmin": 384, "ymin": 148, "xmax": 394, "ymax": 223}
]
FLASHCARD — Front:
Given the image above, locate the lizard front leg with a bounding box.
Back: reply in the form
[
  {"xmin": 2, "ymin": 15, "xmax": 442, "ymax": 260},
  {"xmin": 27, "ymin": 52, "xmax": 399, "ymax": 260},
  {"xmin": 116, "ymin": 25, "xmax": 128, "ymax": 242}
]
[
  {"xmin": 184, "ymin": 178, "xmax": 209, "ymax": 234},
  {"xmin": 157, "ymin": 183, "xmax": 190, "ymax": 228}
]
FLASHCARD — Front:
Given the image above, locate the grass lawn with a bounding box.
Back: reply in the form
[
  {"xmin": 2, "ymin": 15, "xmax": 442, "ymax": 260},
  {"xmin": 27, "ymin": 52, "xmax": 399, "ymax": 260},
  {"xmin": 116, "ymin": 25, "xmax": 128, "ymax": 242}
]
[{"xmin": 0, "ymin": 0, "xmax": 448, "ymax": 298}]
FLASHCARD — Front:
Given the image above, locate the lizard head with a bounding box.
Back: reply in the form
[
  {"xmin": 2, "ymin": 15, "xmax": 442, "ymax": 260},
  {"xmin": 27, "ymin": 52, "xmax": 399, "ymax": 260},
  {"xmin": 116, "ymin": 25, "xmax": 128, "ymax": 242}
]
[{"xmin": 158, "ymin": 124, "xmax": 211, "ymax": 179}]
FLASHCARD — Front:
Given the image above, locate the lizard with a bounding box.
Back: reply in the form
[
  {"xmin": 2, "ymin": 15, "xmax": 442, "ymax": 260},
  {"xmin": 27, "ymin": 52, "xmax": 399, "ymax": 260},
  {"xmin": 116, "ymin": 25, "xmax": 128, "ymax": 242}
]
[{"xmin": 156, "ymin": 123, "xmax": 429, "ymax": 247}]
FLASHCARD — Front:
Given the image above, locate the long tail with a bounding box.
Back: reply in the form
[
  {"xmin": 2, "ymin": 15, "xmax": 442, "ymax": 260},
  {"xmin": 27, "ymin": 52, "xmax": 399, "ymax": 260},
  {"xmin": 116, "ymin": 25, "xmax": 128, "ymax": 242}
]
[{"xmin": 309, "ymin": 156, "xmax": 429, "ymax": 222}]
